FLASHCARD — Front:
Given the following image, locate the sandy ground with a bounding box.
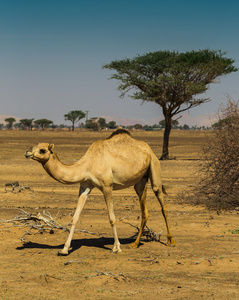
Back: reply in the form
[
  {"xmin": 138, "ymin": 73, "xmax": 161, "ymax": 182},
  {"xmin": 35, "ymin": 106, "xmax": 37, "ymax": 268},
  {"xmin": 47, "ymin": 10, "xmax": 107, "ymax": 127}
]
[{"xmin": 0, "ymin": 130, "xmax": 238, "ymax": 299}]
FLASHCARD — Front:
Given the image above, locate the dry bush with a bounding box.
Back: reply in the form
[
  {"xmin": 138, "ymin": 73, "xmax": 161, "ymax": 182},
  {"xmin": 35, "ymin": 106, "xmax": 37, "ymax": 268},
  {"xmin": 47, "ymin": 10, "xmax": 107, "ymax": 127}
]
[{"xmin": 194, "ymin": 97, "xmax": 239, "ymax": 210}]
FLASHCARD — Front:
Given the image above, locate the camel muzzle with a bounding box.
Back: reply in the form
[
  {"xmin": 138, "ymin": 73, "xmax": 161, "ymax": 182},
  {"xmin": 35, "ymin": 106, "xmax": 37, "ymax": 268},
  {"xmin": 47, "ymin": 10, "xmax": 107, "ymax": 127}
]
[{"xmin": 25, "ymin": 151, "xmax": 33, "ymax": 159}]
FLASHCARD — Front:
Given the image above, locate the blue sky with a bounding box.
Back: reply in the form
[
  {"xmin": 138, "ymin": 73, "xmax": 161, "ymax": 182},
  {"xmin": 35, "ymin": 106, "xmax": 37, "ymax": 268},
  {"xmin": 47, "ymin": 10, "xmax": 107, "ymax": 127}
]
[{"xmin": 0, "ymin": 0, "xmax": 238, "ymax": 126}]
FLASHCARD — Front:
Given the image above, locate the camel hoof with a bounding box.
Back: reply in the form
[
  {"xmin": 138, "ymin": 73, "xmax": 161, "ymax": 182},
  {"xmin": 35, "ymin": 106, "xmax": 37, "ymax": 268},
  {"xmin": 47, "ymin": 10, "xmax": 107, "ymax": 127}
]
[
  {"xmin": 167, "ymin": 238, "xmax": 176, "ymax": 247},
  {"xmin": 111, "ymin": 247, "xmax": 122, "ymax": 254},
  {"xmin": 127, "ymin": 243, "xmax": 138, "ymax": 249},
  {"xmin": 57, "ymin": 250, "xmax": 69, "ymax": 256}
]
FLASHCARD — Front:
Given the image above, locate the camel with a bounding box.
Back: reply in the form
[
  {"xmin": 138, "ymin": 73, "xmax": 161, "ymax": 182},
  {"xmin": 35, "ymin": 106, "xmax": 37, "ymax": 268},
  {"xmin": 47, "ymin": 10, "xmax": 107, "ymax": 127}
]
[{"xmin": 25, "ymin": 129, "xmax": 175, "ymax": 255}]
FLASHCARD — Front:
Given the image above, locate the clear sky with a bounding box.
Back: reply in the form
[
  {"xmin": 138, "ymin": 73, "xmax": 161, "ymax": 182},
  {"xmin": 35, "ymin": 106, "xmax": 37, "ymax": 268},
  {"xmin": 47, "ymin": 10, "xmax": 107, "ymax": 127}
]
[{"xmin": 1, "ymin": 0, "xmax": 238, "ymax": 126}]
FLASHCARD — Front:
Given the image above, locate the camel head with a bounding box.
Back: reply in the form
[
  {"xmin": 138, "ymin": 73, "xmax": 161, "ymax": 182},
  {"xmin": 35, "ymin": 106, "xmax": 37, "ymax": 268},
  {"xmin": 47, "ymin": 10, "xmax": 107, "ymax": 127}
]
[{"xmin": 25, "ymin": 143, "xmax": 54, "ymax": 163}]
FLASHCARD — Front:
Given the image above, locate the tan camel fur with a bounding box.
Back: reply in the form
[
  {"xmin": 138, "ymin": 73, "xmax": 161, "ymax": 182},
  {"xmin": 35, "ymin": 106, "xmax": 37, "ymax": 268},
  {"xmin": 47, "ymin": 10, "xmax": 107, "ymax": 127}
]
[{"xmin": 25, "ymin": 129, "xmax": 175, "ymax": 255}]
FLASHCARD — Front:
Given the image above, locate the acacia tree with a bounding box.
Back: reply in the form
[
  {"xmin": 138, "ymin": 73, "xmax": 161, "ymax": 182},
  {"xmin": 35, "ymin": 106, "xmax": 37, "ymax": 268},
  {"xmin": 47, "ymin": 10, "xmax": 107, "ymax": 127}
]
[
  {"xmin": 5, "ymin": 117, "xmax": 16, "ymax": 130},
  {"xmin": 103, "ymin": 49, "xmax": 238, "ymax": 159},
  {"xmin": 34, "ymin": 119, "xmax": 53, "ymax": 130},
  {"xmin": 20, "ymin": 118, "xmax": 34, "ymax": 130},
  {"xmin": 64, "ymin": 110, "xmax": 86, "ymax": 131}
]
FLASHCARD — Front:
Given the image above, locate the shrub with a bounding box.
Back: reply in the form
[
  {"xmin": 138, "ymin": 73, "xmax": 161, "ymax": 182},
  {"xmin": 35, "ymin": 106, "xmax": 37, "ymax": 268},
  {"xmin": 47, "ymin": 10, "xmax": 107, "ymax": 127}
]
[{"xmin": 194, "ymin": 97, "xmax": 239, "ymax": 210}]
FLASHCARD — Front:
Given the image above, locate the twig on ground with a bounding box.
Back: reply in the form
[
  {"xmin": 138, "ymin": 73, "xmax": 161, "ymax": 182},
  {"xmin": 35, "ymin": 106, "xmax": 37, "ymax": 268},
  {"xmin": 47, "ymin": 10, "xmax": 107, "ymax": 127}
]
[
  {"xmin": 64, "ymin": 258, "xmax": 87, "ymax": 265},
  {"xmin": 134, "ymin": 252, "xmax": 160, "ymax": 264},
  {"xmin": 94, "ymin": 270, "xmax": 128, "ymax": 283}
]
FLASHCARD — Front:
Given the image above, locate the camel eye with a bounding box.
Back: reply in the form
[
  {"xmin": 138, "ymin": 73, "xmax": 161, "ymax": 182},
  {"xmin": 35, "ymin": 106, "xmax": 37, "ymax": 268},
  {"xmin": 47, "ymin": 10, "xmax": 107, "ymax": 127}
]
[{"xmin": 40, "ymin": 149, "xmax": 46, "ymax": 154}]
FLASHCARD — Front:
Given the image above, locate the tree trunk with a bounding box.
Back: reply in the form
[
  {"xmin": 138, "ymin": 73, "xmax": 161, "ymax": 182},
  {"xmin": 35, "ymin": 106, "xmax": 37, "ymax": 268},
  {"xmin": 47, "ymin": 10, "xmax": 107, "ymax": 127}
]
[{"xmin": 160, "ymin": 115, "xmax": 172, "ymax": 160}]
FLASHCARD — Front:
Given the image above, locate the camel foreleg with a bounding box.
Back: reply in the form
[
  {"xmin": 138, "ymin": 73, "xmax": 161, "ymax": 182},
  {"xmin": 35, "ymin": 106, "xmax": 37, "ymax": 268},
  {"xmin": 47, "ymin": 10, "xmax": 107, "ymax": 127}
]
[{"xmin": 58, "ymin": 186, "xmax": 91, "ymax": 256}]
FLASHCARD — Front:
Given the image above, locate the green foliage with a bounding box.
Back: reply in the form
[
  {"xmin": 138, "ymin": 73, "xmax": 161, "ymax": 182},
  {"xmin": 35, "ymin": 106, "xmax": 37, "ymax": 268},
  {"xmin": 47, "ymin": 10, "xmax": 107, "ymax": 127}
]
[
  {"xmin": 229, "ymin": 228, "xmax": 239, "ymax": 234},
  {"xmin": 103, "ymin": 49, "xmax": 237, "ymax": 107},
  {"xmin": 159, "ymin": 119, "xmax": 179, "ymax": 128},
  {"xmin": 212, "ymin": 117, "xmax": 232, "ymax": 129},
  {"xmin": 4, "ymin": 118, "xmax": 16, "ymax": 129},
  {"xmin": 85, "ymin": 118, "xmax": 100, "ymax": 131},
  {"xmin": 107, "ymin": 121, "xmax": 117, "ymax": 129},
  {"xmin": 19, "ymin": 118, "xmax": 34, "ymax": 130},
  {"xmin": 64, "ymin": 110, "xmax": 86, "ymax": 131},
  {"xmin": 98, "ymin": 117, "xmax": 107, "ymax": 128},
  {"xmin": 34, "ymin": 119, "xmax": 53, "ymax": 130}
]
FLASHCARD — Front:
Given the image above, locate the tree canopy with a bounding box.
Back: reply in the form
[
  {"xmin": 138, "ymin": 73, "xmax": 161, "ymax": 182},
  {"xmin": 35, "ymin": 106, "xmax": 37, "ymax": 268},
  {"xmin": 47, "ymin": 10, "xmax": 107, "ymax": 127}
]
[
  {"xmin": 103, "ymin": 49, "xmax": 238, "ymax": 159},
  {"xmin": 34, "ymin": 119, "xmax": 53, "ymax": 130},
  {"xmin": 64, "ymin": 110, "xmax": 86, "ymax": 131},
  {"xmin": 4, "ymin": 118, "xmax": 16, "ymax": 130},
  {"xmin": 20, "ymin": 118, "xmax": 34, "ymax": 130}
]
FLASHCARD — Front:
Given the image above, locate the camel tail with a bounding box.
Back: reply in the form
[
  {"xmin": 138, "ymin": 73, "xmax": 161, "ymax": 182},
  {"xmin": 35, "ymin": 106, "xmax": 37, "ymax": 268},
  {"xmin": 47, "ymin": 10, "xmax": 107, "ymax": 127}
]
[
  {"xmin": 149, "ymin": 153, "xmax": 164, "ymax": 196},
  {"xmin": 162, "ymin": 185, "xmax": 167, "ymax": 195}
]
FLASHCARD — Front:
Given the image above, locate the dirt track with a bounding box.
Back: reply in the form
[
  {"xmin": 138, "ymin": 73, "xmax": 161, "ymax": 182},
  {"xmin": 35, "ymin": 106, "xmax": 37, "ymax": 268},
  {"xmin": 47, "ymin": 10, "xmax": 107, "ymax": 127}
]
[{"xmin": 0, "ymin": 130, "xmax": 238, "ymax": 299}]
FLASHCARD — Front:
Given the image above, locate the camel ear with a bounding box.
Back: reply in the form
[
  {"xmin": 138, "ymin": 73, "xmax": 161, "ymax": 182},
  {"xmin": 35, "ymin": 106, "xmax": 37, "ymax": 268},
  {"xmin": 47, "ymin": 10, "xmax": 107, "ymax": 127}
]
[{"xmin": 48, "ymin": 144, "xmax": 54, "ymax": 153}]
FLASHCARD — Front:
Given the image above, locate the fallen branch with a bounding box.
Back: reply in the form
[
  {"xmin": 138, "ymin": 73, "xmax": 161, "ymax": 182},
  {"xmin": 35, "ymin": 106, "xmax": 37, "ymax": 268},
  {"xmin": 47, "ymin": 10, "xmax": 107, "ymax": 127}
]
[
  {"xmin": 123, "ymin": 221, "xmax": 163, "ymax": 242},
  {"xmin": 5, "ymin": 182, "xmax": 31, "ymax": 193},
  {"xmin": 0, "ymin": 209, "xmax": 102, "ymax": 242}
]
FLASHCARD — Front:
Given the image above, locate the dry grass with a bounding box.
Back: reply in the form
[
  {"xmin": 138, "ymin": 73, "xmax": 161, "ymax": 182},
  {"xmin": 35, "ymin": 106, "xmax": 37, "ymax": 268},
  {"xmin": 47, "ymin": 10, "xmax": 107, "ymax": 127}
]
[{"xmin": 0, "ymin": 130, "xmax": 238, "ymax": 299}]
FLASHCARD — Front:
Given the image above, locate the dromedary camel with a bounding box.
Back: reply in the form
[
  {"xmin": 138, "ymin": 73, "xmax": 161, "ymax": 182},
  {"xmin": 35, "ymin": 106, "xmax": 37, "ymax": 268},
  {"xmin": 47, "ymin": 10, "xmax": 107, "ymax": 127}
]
[{"xmin": 25, "ymin": 129, "xmax": 175, "ymax": 255}]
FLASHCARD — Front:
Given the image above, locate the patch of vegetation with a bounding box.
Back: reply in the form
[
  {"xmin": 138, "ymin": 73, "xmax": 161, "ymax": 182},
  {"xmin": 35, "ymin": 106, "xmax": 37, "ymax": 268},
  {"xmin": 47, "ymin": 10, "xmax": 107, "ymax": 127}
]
[
  {"xmin": 192, "ymin": 97, "xmax": 239, "ymax": 210},
  {"xmin": 229, "ymin": 228, "xmax": 239, "ymax": 234}
]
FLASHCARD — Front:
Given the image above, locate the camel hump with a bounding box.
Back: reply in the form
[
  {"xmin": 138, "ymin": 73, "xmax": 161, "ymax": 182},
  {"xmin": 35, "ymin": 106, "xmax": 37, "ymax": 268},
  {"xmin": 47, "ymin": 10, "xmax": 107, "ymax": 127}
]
[{"xmin": 107, "ymin": 129, "xmax": 132, "ymax": 139}]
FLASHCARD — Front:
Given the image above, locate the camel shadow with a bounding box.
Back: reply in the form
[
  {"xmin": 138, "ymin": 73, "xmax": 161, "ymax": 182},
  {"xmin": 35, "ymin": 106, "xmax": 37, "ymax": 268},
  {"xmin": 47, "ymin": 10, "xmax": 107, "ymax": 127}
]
[{"xmin": 16, "ymin": 237, "xmax": 139, "ymax": 255}]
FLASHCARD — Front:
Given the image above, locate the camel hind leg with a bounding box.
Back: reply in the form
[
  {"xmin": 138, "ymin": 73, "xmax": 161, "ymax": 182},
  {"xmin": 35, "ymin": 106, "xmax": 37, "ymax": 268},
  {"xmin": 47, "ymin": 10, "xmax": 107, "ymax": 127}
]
[
  {"xmin": 103, "ymin": 187, "xmax": 122, "ymax": 253},
  {"xmin": 149, "ymin": 156, "xmax": 175, "ymax": 246},
  {"xmin": 128, "ymin": 175, "xmax": 149, "ymax": 249}
]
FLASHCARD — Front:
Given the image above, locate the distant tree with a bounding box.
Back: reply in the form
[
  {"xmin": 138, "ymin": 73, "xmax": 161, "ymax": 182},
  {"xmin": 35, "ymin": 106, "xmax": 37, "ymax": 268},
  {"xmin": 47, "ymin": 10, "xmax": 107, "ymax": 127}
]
[
  {"xmin": 103, "ymin": 49, "xmax": 238, "ymax": 159},
  {"xmin": 134, "ymin": 124, "xmax": 143, "ymax": 129},
  {"xmin": 20, "ymin": 118, "xmax": 34, "ymax": 131},
  {"xmin": 159, "ymin": 120, "xmax": 165, "ymax": 128},
  {"xmin": 98, "ymin": 117, "xmax": 107, "ymax": 128},
  {"xmin": 172, "ymin": 120, "xmax": 179, "ymax": 129},
  {"xmin": 159, "ymin": 119, "xmax": 178, "ymax": 128},
  {"xmin": 85, "ymin": 118, "xmax": 100, "ymax": 131},
  {"xmin": 5, "ymin": 118, "xmax": 16, "ymax": 130},
  {"xmin": 182, "ymin": 124, "xmax": 190, "ymax": 130},
  {"xmin": 107, "ymin": 121, "xmax": 117, "ymax": 129},
  {"xmin": 14, "ymin": 123, "xmax": 22, "ymax": 129},
  {"xmin": 64, "ymin": 110, "xmax": 86, "ymax": 131},
  {"xmin": 143, "ymin": 125, "xmax": 152, "ymax": 131},
  {"xmin": 0, "ymin": 124, "xmax": 3, "ymax": 130},
  {"xmin": 34, "ymin": 119, "xmax": 53, "ymax": 130},
  {"xmin": 212, "ymin": 118, "xmax": 232, "ymax": 129}
]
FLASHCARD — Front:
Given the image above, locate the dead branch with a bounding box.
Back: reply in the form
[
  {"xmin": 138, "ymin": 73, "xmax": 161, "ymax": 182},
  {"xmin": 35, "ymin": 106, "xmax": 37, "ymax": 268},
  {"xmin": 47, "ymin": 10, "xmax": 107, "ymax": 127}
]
[
  {"xmin": 143, "ymin": 226, "xmax": 163, "ymax": 242},
  {"xmin": 5, "ymin": 182, "xmax": 31, "ymax": 193},
  {"xmin": 123, "ymin": 221, "xmax": 163, "ymax": 242},
  {"xmin": 0, "ymin": 209, "xmax": 102, "ymax": 242}
]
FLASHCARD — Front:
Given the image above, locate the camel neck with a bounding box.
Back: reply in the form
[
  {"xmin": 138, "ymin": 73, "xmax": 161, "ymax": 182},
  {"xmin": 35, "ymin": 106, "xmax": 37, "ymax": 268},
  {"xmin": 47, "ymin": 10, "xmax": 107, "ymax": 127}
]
[{"xmin": 42, "ymin": 153, "xmax": 85, "ymax": 184}]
